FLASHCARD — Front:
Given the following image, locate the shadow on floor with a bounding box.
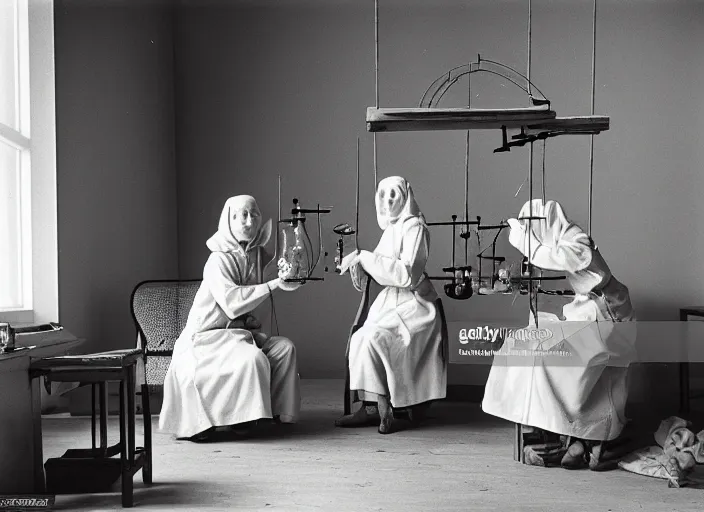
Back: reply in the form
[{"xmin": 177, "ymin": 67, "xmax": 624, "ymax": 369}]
[
  {"xmin": 52, "ymin": 480, "xmax": 242, "ymax": 509},
  {"xmin": 168, "ymin": 400, "xmax": 512, "ymax": 446}
]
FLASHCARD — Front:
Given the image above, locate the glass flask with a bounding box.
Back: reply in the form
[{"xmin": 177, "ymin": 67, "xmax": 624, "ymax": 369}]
[{"xmin": 277, "ymin": 199, "xmax": 314, "ymax": 282}]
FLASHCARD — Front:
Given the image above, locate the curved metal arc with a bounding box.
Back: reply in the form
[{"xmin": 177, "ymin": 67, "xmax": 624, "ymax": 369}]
[
  {"xmin": 420, "ymin": 64, "xmax": 469, "ymax": 107},
  {"xmin": 476, "ymin": 57, "xmax": 551, "ymax": 107},
  {"xmin": 419, "ymin": 59, "xmax": 550, "ymax": 109},
  {"xmin": 428, "ymin": 69, "xmax": 531, "ymax": 109}
]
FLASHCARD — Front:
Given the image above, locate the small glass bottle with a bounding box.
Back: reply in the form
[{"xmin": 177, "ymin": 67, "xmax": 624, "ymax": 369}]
[{"xmin": 0, "ymin": 323, "xmax": 16, "ymax": 353}]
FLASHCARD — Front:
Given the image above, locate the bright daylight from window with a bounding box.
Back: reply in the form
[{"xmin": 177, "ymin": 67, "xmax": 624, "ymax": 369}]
[{"xmin": 0, "ymin": 0, "xmax": 31, "ymax": 314}]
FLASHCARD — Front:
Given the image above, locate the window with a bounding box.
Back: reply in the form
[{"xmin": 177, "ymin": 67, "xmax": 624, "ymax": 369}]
[
  {"xmin": 1, "ymin": 0, "xmax": 31, "ymax": 316},
  {"xmin": 0, "ymin": 0, "xmax": 57, "ymax": 325}
]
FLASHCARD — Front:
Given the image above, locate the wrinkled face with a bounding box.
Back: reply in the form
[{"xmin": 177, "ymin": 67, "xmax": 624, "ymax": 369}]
[
  {"xmin": 230, "ymin": 201, "xmax": 261, "ymax": 242},
  {"xmin": 376, "ymin": 183, "xmax": 405, "ymax": 219}
]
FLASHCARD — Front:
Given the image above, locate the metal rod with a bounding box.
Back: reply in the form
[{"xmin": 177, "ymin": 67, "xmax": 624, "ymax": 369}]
[
  {"xmin": 427, "ymin": 220, "xmax": 480, "ymax": 227},
  {"xmin": 527, "ymin": 0, "xmax": 532, "ymax": 92},
  {"xmin": 373, "ymin": 133, "xmax": 378, "ymax": 190},
  {"xmin": 463, "ymin": 59, "xmax": 472, "ymax": 265},
  {"xmin": 588, "ymin": 0, "xmax": 597, "ymax": 236},
  {"xmin": 373, "ymin": 0, "xmax": 380, "ymax": 190},
  {"xmin": 375, "ymin": 0, "xmax": 379, "ymax": 109},
  {"xmin": 528, "ymin": 140, "xmax": 535, "ymax": 320},
  {"xmin": 355, "ymin": 137, "xmax": 360, "ymax": 251},
  {"xmin": 527, "ymin": 0, "xmax": 538, "ymax": 327},
  {"xmin": 528, "ymin": 143, "xmax": 534, "ymax": 249},
  {"xmin": 464, "ymin": 130, "xmax": 470, "ymax": 266},
  {"xmin": 276, "ymin": 175, "xmax": 281, "ymax": 259},
  {"xmin": 451, "ymin": 215, "xmax": 457, "ymax": 269},
  {"xmin": 591, "ymin": 0, "xmax": 597, "ymax": 117},
  {"xmin": 541, "ymin": 139, "xmax": 546, "ymax": 202}
]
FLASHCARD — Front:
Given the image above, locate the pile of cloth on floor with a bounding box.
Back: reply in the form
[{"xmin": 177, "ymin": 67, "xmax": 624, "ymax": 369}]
[{"xmin": 618, "ymin": 416, "xmax": 704, "ymax": 487}]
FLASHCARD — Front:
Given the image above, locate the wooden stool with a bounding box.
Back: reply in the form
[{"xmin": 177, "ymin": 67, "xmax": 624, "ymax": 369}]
[{"xmin": 30, "ymin": 348, "xmax": 151, "ymax": 507}]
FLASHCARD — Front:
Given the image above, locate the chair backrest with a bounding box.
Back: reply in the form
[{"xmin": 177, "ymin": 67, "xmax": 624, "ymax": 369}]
[{"xmin": 130, "ymin": 279, "xmax": 201, "ymax": 387}]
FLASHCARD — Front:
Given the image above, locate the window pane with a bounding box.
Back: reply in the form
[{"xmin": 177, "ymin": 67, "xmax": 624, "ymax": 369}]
[
  {"xmin": 0, "ymin": 138, "xmax": 22, "ymax": 309},
  {"xmin": 0, "ymin": 0, "xmax": 18, "ymax": 129}
]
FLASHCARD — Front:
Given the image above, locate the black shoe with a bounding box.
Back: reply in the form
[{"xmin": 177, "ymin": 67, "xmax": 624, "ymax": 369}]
[
  {"xmin": 335, "ymin": 404, "xmax": 381, "ymax": 428},
  {"xmin": 188, "ymin": 427, "xmax": 216, "ymax": 443}
]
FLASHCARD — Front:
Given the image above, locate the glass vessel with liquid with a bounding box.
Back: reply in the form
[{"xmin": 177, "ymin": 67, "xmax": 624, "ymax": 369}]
[{"xmin": 277, "ymin": 199, "xmax": 314, "ymax": 282}]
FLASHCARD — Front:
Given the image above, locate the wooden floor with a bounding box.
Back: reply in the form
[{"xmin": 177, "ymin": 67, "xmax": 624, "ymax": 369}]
[{"xmin": 41, "ymin": 379, "xmax": 704, "ymax": 511}]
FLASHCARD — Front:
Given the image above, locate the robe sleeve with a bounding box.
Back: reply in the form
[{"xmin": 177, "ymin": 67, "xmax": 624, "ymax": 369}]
[
  {"xmin": 522, "ymin": 224, "xmax": 593, "ymax": 273},
  {"xmin": 357, "ymin": 221, "xmax": 428, "ymax": 289},
  {"xmin": 203, "ymin": 252, "xmax": 279, "ymax": 320},
  {"xmin": 349, "ymin": 261, "xmax": 367, "ymax": 292}
]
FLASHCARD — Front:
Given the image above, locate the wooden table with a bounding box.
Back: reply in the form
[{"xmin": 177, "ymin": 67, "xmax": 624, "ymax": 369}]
[
  {"xmin": 0, "ymin": 330, "xmax": 83, "ymax": 494},
  {"xmin": 30, "ymin": 348, "xmax": 149, "ymax": 508}
]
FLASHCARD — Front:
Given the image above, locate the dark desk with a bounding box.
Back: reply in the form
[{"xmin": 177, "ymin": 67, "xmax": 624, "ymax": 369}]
[
  {"xmin": 0, "ymin": 333, "xmax": 83, "ymax": 494},
  {"xmin": 679, "ymin": 306, "xmax": 704, "ymax": 414}
]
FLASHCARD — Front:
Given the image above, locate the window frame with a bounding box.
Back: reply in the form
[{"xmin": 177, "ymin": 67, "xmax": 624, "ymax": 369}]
[{"xmin": 0, "ymin": 0, "xmax": 58, "ymax": 326}]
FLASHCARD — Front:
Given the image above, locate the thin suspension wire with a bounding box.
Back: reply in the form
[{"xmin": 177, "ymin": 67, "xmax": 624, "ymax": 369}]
[
  {"xmin": 276, "ymin": 175, "xmax": 281, "ymax": 257},
  {"xmin": 541, "ymin": 139, "xmax": 547, "ymax": 202},
  {"xmin": 526, "ymin": 0, "xmax": 534, "ymax": 205},
  {"xmin": 588, "ymin": 0, "xmax": 597, "ymax": 236},
  {"xmin": 355, "ymin": 137, "xmax": 361, "ymax": 252},
  {"xmin": 375, "ymin": 0, "xmax": 379, "ymax": 108},
  {"xmin": 373, "ymin": 135, "xmax": 378, "ymax": 192},
  {"xmin": 464, "ymin": 62, "xmax": 471, "ymax": 265},
  {"xmin": 272, "ymin": 174, "xmax": 283, "ymax": 335},
  {"xmin": 526, "ymin": 0, "xmax": 539, "ymax": 325},
  {"xmin": 527, "ymin": 0, "xmax": 532, "ymax": 92},
  {"xmin": 373, "ymin": 0, "xmax": 379, "ymax": 190}
]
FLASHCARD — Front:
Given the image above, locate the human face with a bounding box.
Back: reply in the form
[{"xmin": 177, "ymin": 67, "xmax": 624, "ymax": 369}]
[
  {"xmin": 377, "ymin": 183, "xmax": 405, "ymax": 219},
  {"xmin": 231, "ymin": 202, "xmax": 261, "ymax": 242}
]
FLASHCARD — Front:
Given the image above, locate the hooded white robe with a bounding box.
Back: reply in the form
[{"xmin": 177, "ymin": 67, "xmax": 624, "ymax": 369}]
[
  {"xmin": 158, "ymin": 196, "xmax": 301, "ymax": 439},
  {"xmin": 347, "ymin": 176, "xmax": 447, "ymax": 408},
  {"xmin": 481, "ymin": 199, "xmax": 635, "ymax": 441}
]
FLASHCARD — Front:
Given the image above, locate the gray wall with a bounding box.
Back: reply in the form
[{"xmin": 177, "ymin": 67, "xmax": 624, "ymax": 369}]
[
  {"xmin": 55, "ymin": 0, "xmax": 179, "ymax": 358},
  {"xmin": 173, "ymin": 0, "xmax": 704, "ymax": 403},
  {"xmin": 52, "ymin": 0, "xmax": 704, "ymax": 412}
]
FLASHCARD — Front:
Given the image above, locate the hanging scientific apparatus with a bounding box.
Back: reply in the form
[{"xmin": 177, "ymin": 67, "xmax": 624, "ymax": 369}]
[
  {"xmin": 426, "ymin": 215, "xmax": 478, "ymax": 300},
  {"xmin": 476, "ymin": 220, "xmax": 513, "ymax": 295},
  {"xmin": 276, "ymin": 196, "xmax": 332, "ymax": 284}
]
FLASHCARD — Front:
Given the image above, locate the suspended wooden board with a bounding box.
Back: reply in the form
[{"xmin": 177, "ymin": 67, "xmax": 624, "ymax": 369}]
[
  {"xmin": 366, "ymin": 107, "xmax": 610, "ymax": 136},
  {"xmin": 366, "ymin": 106, "xmax": 556, "ymax": 133},
  {"xmin": 523, "ymin": 115, "xmax": 610, "ymax": 135}
]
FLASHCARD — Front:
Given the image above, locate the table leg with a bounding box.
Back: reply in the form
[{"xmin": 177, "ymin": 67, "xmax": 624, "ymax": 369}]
[
  {"xmin": 141, "ymin": 383, "xmax": 152, "ymax": 484},
  {"xmin": 99, "ymin": 382, "xmax": 108, "ymax": 453},
  {"xmin": 127, "ymin": 366, "xmax": 135, "ymax": 467},
  {"xmin": 680, "ymin": 362, "xmax": 690, "ymax": 416},
  {"xmin": 343, "ymin": 366, "xmax": 351, "ymax": 416},
  {"xmin": 91, "ymin": 384, "xmax": 96, "ymax": 450},
  {"xmin": 31, "ymin": 378, "xmax": 46, "ymax": 493},
  {"xmin": 680, "ymin": 310, "xmax": 691, "ymax": 416},
  {"xmin": 514, "ymin": 423, "xmax": 524, "ymax": 463},
  {"xmin": 120, "ymin": 376, "xmax": 133, "ymax": 507}
]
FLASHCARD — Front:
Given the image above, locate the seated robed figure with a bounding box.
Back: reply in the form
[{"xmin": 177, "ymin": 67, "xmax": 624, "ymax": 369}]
[
  {"xmin": 482, "ymin": 199, "xmax": 636, "ymax": 470},
  {"xmin": 337, "ymin": 176, "xmax": 448, "ymax": 434},
  {"xmin": 159, "ymin": 195, "xmax": 302, "ymax": 441}
]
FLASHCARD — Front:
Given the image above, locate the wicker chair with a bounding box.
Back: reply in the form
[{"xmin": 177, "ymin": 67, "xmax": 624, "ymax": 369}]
[
  {"xmin": 130, "ymin": 279, "xmax": 201, "ymax": 396},
  {"xmin": 129, "ymin": 279, "xmax": 201, "ymax": 475}
]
